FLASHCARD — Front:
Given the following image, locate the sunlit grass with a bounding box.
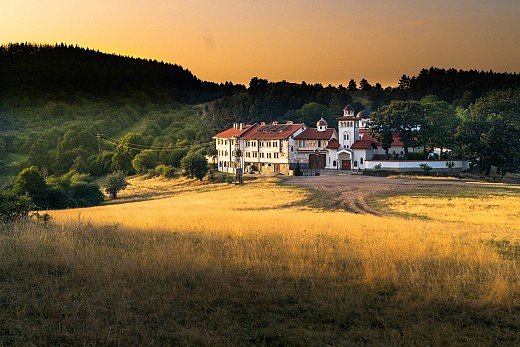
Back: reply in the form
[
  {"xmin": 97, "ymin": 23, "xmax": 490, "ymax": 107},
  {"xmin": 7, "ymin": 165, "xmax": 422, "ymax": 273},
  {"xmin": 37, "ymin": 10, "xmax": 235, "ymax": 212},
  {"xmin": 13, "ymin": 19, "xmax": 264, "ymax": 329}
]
[
  {"xmin": 2, "ymin": 178, "xmax": 520, "ymax": 345},
  {"xmin": 383, "ymin": 194, "xmax": 520, "ymax": 230}
]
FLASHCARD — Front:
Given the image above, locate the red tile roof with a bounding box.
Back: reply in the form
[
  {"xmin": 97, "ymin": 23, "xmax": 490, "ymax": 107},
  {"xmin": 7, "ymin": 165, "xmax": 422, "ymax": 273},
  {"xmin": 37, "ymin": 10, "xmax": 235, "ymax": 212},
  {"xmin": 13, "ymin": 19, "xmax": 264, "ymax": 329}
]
[
  {"xmin": 351, "ymin": 140, "xmax": 376, "ymax": 150},
  {"xmin": 240, "ymin": 123, "xmax": 305, "ymax": 140},
  {"xmin": 293, "ymin": 128, "xmax": 335, "ymax": 140},
  {"xmin": 213, "ymin": 125, "xmax": 253, "ymax": 138},
  {"xmin": 326, "ymin": 138, "xmax": 340, "ymax": 149},
  {"xmin": 336, "ymin": 116, "xmax": 357, "ymax": 121},
  {"xmin": 361, "ymin": 133, "xmax": 404, "ymax": 147}
]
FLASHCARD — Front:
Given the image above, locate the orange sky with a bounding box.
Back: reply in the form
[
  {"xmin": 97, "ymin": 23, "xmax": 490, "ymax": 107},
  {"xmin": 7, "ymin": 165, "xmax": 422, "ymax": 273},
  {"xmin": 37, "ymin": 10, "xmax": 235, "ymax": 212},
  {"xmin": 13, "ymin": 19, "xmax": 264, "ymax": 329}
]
[{"xmin": 2, "ymin": 0, "xmax": 519, "ymax": 87}]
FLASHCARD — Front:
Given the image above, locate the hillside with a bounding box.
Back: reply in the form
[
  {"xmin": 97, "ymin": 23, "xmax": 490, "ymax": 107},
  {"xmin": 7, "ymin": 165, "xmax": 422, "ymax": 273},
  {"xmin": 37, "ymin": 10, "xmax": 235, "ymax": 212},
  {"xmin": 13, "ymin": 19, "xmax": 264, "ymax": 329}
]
[
  {"xmin": 0, "ymin": 43, "xmax": 245, "ymax": 182},
  {"xmin": 1, "ymin": 43, "xmax": 519, "ymax": 184}
]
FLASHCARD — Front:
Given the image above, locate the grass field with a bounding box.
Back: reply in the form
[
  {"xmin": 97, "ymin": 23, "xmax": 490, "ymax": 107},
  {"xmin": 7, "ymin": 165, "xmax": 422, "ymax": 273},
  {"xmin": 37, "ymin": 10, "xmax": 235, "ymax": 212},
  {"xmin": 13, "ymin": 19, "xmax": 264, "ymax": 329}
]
[{"xmin": 1, "ymin": 177, "xmax": 519, "ymax": 346}]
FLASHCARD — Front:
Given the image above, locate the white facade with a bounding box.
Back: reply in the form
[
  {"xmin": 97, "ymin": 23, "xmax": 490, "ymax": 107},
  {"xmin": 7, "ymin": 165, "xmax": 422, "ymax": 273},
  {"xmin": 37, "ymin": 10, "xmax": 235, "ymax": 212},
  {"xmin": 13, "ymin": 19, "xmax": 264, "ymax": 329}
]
[{"xmin": 213, "ymin": 105, "xmax": 461, "ymax": 174}]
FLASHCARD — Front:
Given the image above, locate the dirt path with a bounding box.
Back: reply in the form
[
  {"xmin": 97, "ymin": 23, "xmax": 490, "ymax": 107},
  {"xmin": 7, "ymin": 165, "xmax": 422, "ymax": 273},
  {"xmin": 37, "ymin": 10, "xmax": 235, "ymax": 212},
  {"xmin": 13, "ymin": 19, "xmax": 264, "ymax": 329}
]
[{"xmin": 281, "ymin": 172, "xmax": 471, "ymax": 215}]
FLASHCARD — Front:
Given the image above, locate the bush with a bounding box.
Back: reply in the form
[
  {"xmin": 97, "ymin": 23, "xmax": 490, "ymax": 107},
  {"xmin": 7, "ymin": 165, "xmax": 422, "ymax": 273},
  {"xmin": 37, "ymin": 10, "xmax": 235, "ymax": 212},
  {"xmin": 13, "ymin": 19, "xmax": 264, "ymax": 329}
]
[
  {"xmin": 181, "ymin": 153, "xmax": 208, "ymax": 181},
  {"xmin": 408, "ymin": 152, "xmax": 425, "ymax": 160},
  {"xmin": 293, "ymin": 163, "xmax": 302, "ymax": 176},
  {"xmin": 0, "ymin": 191, "xmax": 33, "ymax": 222},
  {"xmin": 154, "ymin": 164, "xmax": 177, "ymax": 178},
  {"xmin": 103, "ymin": 172, "xmax": 128, "ymax": 199},
  {"xmin": 71, "ymin": 182, "xmax": 104, "ymax": 207}
]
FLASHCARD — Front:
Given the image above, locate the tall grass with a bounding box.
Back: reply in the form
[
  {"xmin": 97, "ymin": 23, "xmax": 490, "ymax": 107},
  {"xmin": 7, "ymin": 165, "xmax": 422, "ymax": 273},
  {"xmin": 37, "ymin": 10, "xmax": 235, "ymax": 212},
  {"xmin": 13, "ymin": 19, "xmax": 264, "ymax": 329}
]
[{"xmin": 1, "ymin": 179, "xmax": 519, "ymax": 346}]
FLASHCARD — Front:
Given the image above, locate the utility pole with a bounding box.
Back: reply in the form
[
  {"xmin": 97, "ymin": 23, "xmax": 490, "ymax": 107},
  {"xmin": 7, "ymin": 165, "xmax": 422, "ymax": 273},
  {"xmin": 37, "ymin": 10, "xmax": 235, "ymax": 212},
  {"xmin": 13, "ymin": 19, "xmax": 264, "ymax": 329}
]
[
  {"xmin": 233, "ymin": 136, "xmax": 243, "ymax": 184},
  {"xmin": 96, "ymin": 133, "xmax": 103, "ymax": 155}
]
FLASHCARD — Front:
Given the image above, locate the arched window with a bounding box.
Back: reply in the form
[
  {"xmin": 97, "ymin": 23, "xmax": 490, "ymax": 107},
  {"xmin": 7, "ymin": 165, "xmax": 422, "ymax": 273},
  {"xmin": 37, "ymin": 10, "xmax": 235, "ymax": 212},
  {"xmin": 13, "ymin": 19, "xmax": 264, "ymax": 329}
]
[
  {"xmin": 343, "ymin": 132, "xmax": 347, "ymax": 141},
  {"xmin": 347, "ymin": 134, "xmax": 350, "ymax": 141},
  {"xmin": 354, "ymin": 160, "xmax": 358, "ymax": 167},
  {"xmin": 360, "ymin": 157, "xmax": 364, "ymax": 165}
]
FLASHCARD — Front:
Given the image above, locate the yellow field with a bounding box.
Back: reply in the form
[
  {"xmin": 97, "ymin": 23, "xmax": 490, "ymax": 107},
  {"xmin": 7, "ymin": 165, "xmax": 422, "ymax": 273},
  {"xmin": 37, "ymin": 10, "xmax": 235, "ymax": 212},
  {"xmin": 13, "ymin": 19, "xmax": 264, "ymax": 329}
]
[
  {"xmin": 51, "ymin": 178, "xmax": 520, "ymax": 304},
  {"xmin": 3, "ymin": 177, "xmax": 519, "ymax": 345},
  {"xmin": 384, "ymin": 194, "xmax": 520, "ymax": 230}
]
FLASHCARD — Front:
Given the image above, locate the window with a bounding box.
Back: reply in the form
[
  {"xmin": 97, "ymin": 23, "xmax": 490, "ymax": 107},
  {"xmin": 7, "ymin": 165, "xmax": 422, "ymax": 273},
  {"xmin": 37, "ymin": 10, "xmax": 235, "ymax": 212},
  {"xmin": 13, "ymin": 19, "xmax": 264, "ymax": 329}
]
[
  {"xmin": 343, "ymin": 132, "xmax": 347, "ymax": 141},
  {"xmin": 252, "ymin": 152, "xmax": 258, "ymax": 158},
  {"xmin": 274, "ymin": 153, "xmax": 279, "ymax": 159},
  {"xmin": 354, "ymin": 160, "xmax": 358, "ymax": 167},
  {"xmin": 260, "ymin": 153, "xmax": 264, "ymax": 158},
  {"xmin": 267, "ymin": 153, "xmax": 272, "ymax": 158},
  {"xmin": 225, "ymin": 150, "xmax": 228, "ymax": 156},
  {"xmin": 318, "ymin": 140, "xmax": 321, "ymax": 147},
  {"xmin": 346, "ymin": 134, "xmax": 350, "ymax": 141},
  {"xmin": 360, "ymin": 157, "xmax": 364, "ymax": 165},
  {"xmin": 224, "ymin": 162, "xmax": 227, "ymax": 168},
  {"xmin": 291, "ymin": 146, "xmax": 294, "ymax": 152},
  {"xmin": 245, "ymin": 152, "xmax": 250, "ymax": 158},
  {"xmin": 299, "ymin": 140, "xmax": 304, "ymax": 147},
  {"xmin": 267, "ymin": 142, "xmax": 271, "ymax": 147}
]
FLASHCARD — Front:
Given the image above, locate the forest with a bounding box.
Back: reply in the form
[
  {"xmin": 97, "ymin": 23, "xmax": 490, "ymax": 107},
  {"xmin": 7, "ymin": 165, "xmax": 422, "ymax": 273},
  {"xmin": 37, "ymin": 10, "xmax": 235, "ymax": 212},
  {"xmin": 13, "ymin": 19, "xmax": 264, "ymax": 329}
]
[{"xmin": 0, "ymin": 43, "xmax": 519, "ymax": 211}]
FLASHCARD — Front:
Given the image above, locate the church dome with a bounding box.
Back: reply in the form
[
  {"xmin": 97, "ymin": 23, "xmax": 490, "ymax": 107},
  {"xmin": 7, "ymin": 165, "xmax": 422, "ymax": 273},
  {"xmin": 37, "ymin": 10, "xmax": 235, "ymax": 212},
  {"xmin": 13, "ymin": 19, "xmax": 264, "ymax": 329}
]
[
  {"xmin": 356, "ymin": 110, "xmax": 370, "ymax": 119},
  {"xmin": 316, "ymin": 118, "xmax": 328, "ymax": 127},
  {"xmin": 344, "ymin": 104, "xmax": 355, "ymax": 113}
]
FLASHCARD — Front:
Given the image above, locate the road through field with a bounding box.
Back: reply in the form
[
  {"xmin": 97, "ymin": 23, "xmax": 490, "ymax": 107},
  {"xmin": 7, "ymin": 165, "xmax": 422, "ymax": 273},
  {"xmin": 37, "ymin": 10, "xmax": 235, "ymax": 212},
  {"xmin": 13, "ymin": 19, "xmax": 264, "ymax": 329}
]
[{"xmin": 281, "ymin": 171, "xmax": 474, "ymax": 215}]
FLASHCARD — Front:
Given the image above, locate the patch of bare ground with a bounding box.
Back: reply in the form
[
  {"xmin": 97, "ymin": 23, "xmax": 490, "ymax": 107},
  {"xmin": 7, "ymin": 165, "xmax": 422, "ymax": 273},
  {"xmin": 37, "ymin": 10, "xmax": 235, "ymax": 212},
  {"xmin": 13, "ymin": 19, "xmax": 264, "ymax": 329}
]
[{"xmin": 280, "ymin": 171, "xmax": 508, "ymax": 215}]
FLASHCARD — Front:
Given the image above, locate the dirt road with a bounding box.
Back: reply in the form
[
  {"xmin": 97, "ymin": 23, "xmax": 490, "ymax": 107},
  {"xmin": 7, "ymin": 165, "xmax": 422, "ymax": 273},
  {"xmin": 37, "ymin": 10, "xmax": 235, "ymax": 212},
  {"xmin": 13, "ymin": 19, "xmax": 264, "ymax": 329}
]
[{"xmin": 281, "ymin": 171, "xmax": 471, "ymax": 215}]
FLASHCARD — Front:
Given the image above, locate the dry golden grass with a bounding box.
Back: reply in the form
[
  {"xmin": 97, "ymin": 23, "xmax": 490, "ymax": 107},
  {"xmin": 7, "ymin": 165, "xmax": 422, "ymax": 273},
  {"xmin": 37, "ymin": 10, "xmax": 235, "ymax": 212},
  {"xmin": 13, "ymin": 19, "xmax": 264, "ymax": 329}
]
[
  {"xmin": 384, "ymin": 195, "xmax": 520, "ymax": 230},
  {"xmin": 2, "ymin": 177, "xmax": 520, "ymax": 346}
]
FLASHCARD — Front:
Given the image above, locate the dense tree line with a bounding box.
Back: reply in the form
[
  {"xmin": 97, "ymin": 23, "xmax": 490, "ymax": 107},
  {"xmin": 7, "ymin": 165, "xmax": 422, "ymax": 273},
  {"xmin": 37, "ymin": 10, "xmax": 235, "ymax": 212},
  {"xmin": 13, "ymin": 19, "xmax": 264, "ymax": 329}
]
[
  {"xmin": 0, "ymin": 43, "xmax": 244, "ymax": 100},
  {"xmin": 205, "ymin": 78, "xmax": 353, "ymax": 135},
  {"xmin": 207, "ymin": 68, "xmax": 520, "ymax": 135},
  {"xmin": 369, "ymin": 90, "xmax": 520, "ymax": 176}
]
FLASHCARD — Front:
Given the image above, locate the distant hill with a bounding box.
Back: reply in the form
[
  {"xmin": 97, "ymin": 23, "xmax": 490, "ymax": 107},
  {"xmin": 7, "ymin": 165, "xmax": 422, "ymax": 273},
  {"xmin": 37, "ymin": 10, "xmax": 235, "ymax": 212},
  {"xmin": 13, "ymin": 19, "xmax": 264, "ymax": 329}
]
[
  {"xmin": 0, "ymin": 43, "xmax": 248, "ymax": 181},
  {"xmin": 0, "ymin": 43, "xmax": 244, "ymax": 101}
]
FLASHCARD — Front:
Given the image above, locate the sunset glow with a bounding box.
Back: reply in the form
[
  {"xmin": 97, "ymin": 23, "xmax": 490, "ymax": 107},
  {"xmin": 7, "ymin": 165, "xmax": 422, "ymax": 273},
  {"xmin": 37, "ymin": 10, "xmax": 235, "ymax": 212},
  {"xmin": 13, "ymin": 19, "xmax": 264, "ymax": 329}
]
[{"xmin": 2, "ymin": 0, "xmax": 520, "ymax": 86}]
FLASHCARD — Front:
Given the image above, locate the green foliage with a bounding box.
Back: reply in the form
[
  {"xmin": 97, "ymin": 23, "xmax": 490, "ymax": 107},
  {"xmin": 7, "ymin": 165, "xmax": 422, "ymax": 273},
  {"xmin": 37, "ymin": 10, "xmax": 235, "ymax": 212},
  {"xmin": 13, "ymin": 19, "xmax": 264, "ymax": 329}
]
[
  {"xmin": 420, "ymin": 99, "xmax": 459, "ymax": 156},
  {"xmin": 164, "ymin": 148, "xmax": 188, "ymax": 167},
  {"xmin": 370, "ymin": 101, "xmax": 424, "ymax": 157},
  {"xmin": 293, "ymin": 163, "xmax": 302, "ymax": 176},
  {"xmin": 103, "ymin": 172, "xmax": 128, "ymax": 199},
  {"xmin": 132, "ymin": 150, "xmax": 158, "ymax": 175},
  {"xmin": 181, "ymin": 153, "xmax": 208, "ymax": 181},
  {"xmin": 0, "ymin": 191, "xmax": 33, "ymax": 222},
  {"xmin": 418, "ymin": 163, "xmax": 432, "ymax": 175},
  {"xmin": 456, "ymin": 90, "xmax": 520, "ymax": 176},
  {"xmin": 70, "ymin": 182, "xmax": 104, "ymax": 207},
  {"xmin": 12, "ymin": 166, "xmax": 48, "ymax": 208},
  {"xmin": 154, "ymin": 165, "xmax": 177, "ymax": 178}
]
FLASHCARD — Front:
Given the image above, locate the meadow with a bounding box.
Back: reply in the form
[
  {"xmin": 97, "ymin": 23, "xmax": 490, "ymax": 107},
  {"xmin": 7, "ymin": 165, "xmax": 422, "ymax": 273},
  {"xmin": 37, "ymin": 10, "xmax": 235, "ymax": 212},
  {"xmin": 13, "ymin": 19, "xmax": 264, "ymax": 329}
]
[{"xmin": 1, "ymin": 177, "xmax": 519, "ymax": 346}]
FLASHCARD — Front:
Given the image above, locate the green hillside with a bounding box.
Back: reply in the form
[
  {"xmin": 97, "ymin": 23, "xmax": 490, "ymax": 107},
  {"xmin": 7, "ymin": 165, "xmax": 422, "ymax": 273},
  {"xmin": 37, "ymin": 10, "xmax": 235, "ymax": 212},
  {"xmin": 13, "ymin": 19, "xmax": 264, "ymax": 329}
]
[{"xmin": 0, "ymin": 43, "xmax": 244, "ymax": 183}]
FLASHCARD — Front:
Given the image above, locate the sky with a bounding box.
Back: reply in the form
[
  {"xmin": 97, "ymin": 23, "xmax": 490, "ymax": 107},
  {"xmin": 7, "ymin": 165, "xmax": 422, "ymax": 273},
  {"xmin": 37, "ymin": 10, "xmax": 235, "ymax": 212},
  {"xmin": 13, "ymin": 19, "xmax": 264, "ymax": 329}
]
[{"xmin": 2, "ymin": 0, "xmax": 520, "ymax": 87}]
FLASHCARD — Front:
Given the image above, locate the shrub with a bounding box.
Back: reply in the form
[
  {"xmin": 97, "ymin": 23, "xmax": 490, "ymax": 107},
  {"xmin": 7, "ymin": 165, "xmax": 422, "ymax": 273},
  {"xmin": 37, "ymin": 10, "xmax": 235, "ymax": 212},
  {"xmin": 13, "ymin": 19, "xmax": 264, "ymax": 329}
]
[
  {"xmin": 419, "ymin": 163, "xmax": 432, "ymax": 175},
  {"xmin": 103, "ymin": 172, "xmax": 128, "ymax": 199},
  {"xmin": 181, "ymin": 153, "xmax": 208, "ymax": 181},
  {"xmin": 0, "ymin": 191, "xmax": 33, "ymax": 222},
  {"xmin": 293, "ymin": 163, "xmax": 302, "ymax": 176},
  {"xmin": 71, "ymin": 182, "xmax": 104, "ymax": 207},
  {"xmin": 155, "ymin": 164, "xmax": 177, "ymax": 178}
]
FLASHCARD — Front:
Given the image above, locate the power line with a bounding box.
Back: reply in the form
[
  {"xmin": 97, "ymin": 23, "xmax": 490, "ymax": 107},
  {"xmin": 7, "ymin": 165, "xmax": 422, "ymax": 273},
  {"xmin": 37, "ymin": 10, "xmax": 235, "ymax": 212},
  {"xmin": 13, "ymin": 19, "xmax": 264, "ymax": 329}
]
[{"xmin": 98, "ymin": 134, "xmax": 211, "ymax": 152}]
